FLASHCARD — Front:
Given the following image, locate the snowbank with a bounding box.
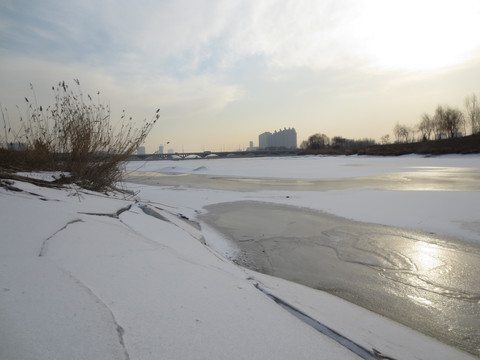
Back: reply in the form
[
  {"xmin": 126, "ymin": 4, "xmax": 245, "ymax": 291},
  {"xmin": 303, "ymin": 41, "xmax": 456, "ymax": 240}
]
[{"xmin": 0, "ymin": 182, "xmax": 358, "ymax": 359}]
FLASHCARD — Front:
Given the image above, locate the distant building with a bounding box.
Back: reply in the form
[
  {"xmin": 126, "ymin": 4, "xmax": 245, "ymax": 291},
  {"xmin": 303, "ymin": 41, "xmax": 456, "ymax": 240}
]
[
  {"xmin": 259, "ymin": 132, "xmax": 272, "ymax": 148},
  {"xmin": 158, "ymin": 145, "xmax": 164, "ymax": 154},
  {"xmin": 246, "ymin": 141, "xmax": 257, "ymax": 151},
  {"xmin": 137, "ymin": 146, "xmax": 146, "ymax": 155},
  {"xmin": 258, "ymin": 128, "xmax": 297, "ymax": 149}
]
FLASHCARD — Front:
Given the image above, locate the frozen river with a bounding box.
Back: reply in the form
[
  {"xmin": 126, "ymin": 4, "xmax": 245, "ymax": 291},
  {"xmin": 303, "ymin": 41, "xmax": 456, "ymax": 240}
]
[
  {"xmin": 199, "ymin": 201, "xmax": 480, "ymax": 356},
  {"xmin": 126, "ymin": 155, "xmax": 480, "ymax": 356},
  {"xmin": 126, "ymin": 164, "xmax": 480, "ymax": 192}
]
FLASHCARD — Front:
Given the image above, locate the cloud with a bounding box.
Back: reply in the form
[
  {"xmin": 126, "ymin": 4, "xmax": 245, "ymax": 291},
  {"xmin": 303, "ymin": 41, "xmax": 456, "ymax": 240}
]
[
  {"xmin": 223, "ymin": 0, "xmax": 480, "ymax": 73},
  {"xmin": 4, "ymin": 0, "xmax": 480, "ymax": 77},
  {"xmin": 0, "ymin": 1, "xmax": 360, "ymax": 74},
  {"xmin": 2, "ymin": 0, "xmax": 480, "ymax": 152},
  {"xmin": 223, "ymin": 0, "xmax": 358, "ymax": 70},
  {"xmin": 0, "ymin": 56, "xmax": 242, "ymax": 127}
]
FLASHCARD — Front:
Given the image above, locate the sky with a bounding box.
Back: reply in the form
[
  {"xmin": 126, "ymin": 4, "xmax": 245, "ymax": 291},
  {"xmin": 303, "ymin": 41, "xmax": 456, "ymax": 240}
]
[{"xmin": 1, "ymin": 0, "xmax": 480, "ymax": 153}]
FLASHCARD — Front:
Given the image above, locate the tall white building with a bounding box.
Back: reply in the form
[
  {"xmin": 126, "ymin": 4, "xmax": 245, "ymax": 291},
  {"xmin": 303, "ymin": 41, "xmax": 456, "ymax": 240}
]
[
  {"xmin": 137, "ymin": 146, "xmax": 146, "ymax": 155},
  {"xmin": 258, "ymin": 128, "xmax": 297, "ymax": 149},
  {"xmin": 259, "ymin": 132, "xmax": 272, "ymax": 148},
  {"xmin": 158, "ymin": 145, "xmax": 164, "ymax": 154}
]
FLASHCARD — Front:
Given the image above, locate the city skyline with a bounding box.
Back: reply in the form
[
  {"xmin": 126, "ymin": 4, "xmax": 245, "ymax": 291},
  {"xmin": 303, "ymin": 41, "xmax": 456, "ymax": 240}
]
[
  {"xmin": 149, "ymin": 127, "xmax": 297, "ymax": 154},
  {"xmin": 1, "ymin": 1, "xmax": 480, "ymax": 153}
]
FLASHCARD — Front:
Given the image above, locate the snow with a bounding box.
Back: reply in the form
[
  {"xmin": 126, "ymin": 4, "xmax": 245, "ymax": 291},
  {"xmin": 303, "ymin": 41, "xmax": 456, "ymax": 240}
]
[
  {"xmin": 126, "ymin": 154, "xmax": 480, "ymax": 244},
  {"xmin": 14, "ymin": 171, "xmax": 70, "ymax": 182},
  {"xmin": 125, "ymin": 153, "xmax": 480, "ymax": 179},
  {"xmin": 1, "ymin": 155, "xmax": 479, "ymax": 359},
  {"xmin": 0, "ymin": 183, "xmax": 359, "ymax": 360}
]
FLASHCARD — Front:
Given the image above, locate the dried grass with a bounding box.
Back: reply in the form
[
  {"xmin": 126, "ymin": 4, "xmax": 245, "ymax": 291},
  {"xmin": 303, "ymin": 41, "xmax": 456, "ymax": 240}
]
[{"xmin": 0, "ymin": 80, "xmax": 158, "ymax": 191}]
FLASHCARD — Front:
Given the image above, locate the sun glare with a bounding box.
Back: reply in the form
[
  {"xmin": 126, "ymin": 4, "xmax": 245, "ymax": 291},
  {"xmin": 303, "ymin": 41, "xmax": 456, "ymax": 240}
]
[{"xmin": 353, "ymin": 1, "xmax": 480, "ymax": 71}]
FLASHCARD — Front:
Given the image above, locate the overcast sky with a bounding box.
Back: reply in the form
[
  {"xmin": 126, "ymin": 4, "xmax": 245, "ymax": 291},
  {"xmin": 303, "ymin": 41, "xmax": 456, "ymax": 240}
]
[{"xmin": 1, "ymin": 0, "xmax": 480, "ymax": 153}]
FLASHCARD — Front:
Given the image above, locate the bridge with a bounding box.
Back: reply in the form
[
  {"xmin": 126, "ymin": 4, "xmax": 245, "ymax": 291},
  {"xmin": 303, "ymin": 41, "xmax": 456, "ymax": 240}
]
[{"xmin": 130, "ymin": 149, "xmax": 299, "ymax": 161}]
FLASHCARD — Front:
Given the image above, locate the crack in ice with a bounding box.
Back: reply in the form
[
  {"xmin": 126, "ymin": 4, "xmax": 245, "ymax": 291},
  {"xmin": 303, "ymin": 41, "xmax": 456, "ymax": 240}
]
[
  {"xmin": 78, "ymin": 204, "xmax": 133, "ymax": 219},
  {"xmin": 254, "ymin": 283, "xmax": 394, "ymax": 360},
  {"xmin": 64, "ymin": 271, "xmax": 131, "ymax": 360},
  {"xmin": 38, "ymin": 219, "xmax": 83, "ymax": 257}
]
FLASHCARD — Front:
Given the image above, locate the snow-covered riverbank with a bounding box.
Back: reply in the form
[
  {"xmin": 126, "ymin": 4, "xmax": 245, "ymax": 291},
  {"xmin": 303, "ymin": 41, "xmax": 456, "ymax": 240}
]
[{"xmin": 1, "ymin": 155, "xmax": 479, "ymax": 359}]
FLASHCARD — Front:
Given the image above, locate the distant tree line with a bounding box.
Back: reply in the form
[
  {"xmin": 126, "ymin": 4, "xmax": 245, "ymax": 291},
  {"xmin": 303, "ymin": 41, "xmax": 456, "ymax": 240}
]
[
  {"xmin": 391, "ymin": 92, "xmax": 480, "ymax": 144},
  {"xmin": 300, "ymin": 133, "xmax": 376, "ymax": 150},
  {"xmin": 300, "ymin": 133, "xmax": 330, "ymax": 150},
  {"xmin": 301, "ymin": 92, "xmax": 480, "ymax": 152}
]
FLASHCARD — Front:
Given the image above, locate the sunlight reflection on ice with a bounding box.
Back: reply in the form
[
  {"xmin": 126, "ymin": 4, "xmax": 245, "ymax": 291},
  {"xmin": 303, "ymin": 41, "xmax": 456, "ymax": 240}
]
[{"xmin": 407, "ymin": 295, "xmax": 433, "ymax": 306}]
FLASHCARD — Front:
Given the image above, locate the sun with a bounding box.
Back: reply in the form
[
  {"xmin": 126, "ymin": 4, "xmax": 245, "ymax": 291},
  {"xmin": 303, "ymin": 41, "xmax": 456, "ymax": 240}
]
[{"xmin": 352, "ymin": 0, "xmax": 480, "ymax": 71}]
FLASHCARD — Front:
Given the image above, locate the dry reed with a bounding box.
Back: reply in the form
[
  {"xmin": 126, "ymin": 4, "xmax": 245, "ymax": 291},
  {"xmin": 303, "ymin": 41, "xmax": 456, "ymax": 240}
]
[{"xmin": 1, "ymin": 80, "xmax": 158, "ymax": 191}]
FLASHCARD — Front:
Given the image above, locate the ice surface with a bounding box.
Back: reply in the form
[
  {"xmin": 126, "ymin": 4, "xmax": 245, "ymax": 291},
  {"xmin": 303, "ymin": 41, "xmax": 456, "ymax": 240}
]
[
  {"xmin": 1, "ymin": 155, "xmax": 479, "ymax": 359},
  {"xmin": 127, "ymin": 154, "xmax": 480, "ymax": 244},
  {"xmin": 125, "ymin": 154, "xmax": 480, "ymax": 180}
]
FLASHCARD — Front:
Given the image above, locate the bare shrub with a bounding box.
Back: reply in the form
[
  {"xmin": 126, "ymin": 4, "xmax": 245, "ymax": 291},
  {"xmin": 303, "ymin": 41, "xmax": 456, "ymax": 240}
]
[{"xmin": 1, "ymin": 80, "xmax": 158, "ymax": 191}]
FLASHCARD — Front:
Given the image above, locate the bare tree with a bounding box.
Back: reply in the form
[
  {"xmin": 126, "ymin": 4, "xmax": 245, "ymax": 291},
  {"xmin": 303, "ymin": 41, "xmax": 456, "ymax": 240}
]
[
  {"xmin": 465, "ymin": 93, "xmax": 480, "ymax": 134},
  {"xmin": 394, "ymin": 123, "xmax": 404, "ymax": 143},
  {"xmin": 393, "ymin": 123, "xmax": 413, "ymax": 143},
  {"xmin": 432, "ymin": 106, "xmax": 445, "ymax": 139},
  {"xmin": 418, "ymin": 113, "xmax": 434, "ymax": 140},
  {"xmin": 435, "ymin": 105, "xmax": 464, "ymax": 138},
  {"xmin": 380, "ymin": 134, "xmax": 390, "ymax": 144},
  {"xmin": 301, "ymin": 133, "xmax": 330, "ymax": 150}
]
